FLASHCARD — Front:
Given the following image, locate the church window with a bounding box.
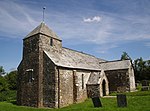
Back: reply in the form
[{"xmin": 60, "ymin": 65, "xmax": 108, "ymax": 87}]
[
  {"xmin": 82, "ymin": 74, "xmax": 84, "ymax": 89},
  {"xmin": 50, "ymin": 38, "xmax": 53, "ymax": 46},
  {"xmin": 26, "ymin": 69, "xmax": 34, "ymax": 83}
]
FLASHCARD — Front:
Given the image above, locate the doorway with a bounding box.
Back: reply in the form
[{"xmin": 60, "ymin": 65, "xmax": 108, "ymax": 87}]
[{"xmin": 102, "ymin": 80, "xmax": 106, "ymax": 96}]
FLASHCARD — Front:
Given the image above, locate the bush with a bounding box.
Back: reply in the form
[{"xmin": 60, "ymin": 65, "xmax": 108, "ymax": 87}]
[
  {"xmin": 0, "ymin": 90, "xmax": 16, "ymax": 102},
  {"xmin": 0, "ymin": 76, "xmax": 9, "ymax": 92},
  {"xmin": 5, "ymin": 70, "xmax": 17, "ymax": 90}
]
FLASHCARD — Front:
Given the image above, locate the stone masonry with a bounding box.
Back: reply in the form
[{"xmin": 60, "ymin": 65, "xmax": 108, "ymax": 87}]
[{"xmin": 17, "ymin": 22, "xmax": 136, "ymax": 108}]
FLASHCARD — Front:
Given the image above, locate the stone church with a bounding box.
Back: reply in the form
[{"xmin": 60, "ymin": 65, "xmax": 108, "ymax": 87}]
[{"xmin": 17, "ymin": 22, "xmax": 135, "ymax": 108}]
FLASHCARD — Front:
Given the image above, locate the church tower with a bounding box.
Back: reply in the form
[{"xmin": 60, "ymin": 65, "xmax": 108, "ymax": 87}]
[{"xmin": 17, "ymin": 22, "xmax": 62, "ymax": 107}]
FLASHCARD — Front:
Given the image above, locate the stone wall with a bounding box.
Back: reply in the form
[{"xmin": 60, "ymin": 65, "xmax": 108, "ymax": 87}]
[
  {"xmin": 43, "ymin": 53, "xmax": 56, "ymax": 107},
  {"xmin": 18, "ymin": 33, "xmax": 64, "ymax": 108},
  {"xmin": 23, "ymin": 35, "xmax": 39, "ymax": 58},
  {"xmin": 56, "ymin": 68, "xmax": 91, "ymax": 108},
  {"xmin": 58, "ymin": 68, "xmax": 74, "ymax": 107},
  {"xmin": 17, "ymin": 35, "xmax": 40, "ymax": 107},
  {"xmin": 75, "ymin": 70, "xmax": 91, "ymax": 102},
  {"xmin": 128, "ymin": 68, "xmax": 136, "ymax": 91},
  {"xmin": 105, "ymin": 69, "xmax": 130, "ymax": 93},
  {"xmin": 86, "ymin": 84, "xmax": 100, "ymax": 98},
  {"xmin": 39, "ymin": 34, "xmax": 62, "ymax": 53},
  {"xmin": 38, "ymin": 34, "xmax": 62, "ymax": 107}
]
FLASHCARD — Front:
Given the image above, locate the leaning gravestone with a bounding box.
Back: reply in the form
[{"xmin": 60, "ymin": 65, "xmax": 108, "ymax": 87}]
[
  {"xmin": 92, "ymin": 97, "xmax": 102, "ymax": 107},
  {"xmin": 117, "ymin": 94, "xmax": 127, "ymax": 107}
]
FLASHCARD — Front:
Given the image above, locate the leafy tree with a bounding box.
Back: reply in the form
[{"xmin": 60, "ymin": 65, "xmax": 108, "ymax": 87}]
[
  {"xmin": 121, "ymin": 52, "xmax": 131, "ymax": 60},
  {"xmin": 0, "ymin": 66, "xmax": 5, "ymax": 76},
  {"xmin": 0, "ymin": 66, "xmax": 8, "ymax": 92},
  {"xmin": 133, "ymin": 57, "xmax": 150, "ymax": 81},
  {"xmin": 5, "ymin": 70, "xmax": 17, "ymax": 90},
  {"xmin": 0, "ymin": 76, "xmax": 8, "ymax": 92}
]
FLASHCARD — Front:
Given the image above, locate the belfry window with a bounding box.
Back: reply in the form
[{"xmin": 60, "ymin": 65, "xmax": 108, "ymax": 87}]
[
  {"xmin": 50, "ymin": 38, "xmax": 53, "ymax": 46},
  {"xmin": 26, "ymin": 69, "xmax": 34, "ymax": 83}
]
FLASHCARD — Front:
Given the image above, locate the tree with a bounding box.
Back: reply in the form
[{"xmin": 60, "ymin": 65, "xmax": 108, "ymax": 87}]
[
  {"xmin": 5, "ymin": 70, "xmax": 17, "ymax": 90},
  {"xmin": 0, "ymin": 66, "xmax": 5, "ymax": 76},
  {"xmin": 121, "ymin": 52, "xmax": 131, "ymax": 60},
  {"xmin": 133, "ymin": 57, "xmax": 150, "ymax": 81},
  {"xmin": 0, "ymin": 76, "xmax": 8, "ymax": 92}
]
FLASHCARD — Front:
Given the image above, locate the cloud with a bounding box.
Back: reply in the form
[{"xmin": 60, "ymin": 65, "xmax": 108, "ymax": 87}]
[
  {"xmin": 0, "ymin": 0, "xmax": 150, "ymax": 54},
  {"xmin": 83, "ymin": 16, "xmax": 101, "ymax": 23},
  {"xmin": 0, "ymin": 0, "xmax": 40, "ymax": 38}
]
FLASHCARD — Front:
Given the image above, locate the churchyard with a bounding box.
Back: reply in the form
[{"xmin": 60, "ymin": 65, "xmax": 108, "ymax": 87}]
[{"xmin": 0, "ymin": 90, "xmax": 150, "ymax": 111}]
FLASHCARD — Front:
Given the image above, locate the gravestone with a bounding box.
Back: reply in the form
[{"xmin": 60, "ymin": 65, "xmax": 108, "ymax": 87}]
[
  {"xmin": 117, "ymin": 94, "xmax": 127, "ymax": 107},
  {"xmin": 92, "ymin": 97, "xmax": 102, "ymax": 107},
  {"xmin": 141, "ymin": 86, "xmax": 149, "ymax": 91},
  {"xmin": 117, "ymin": 86, "xmax": 126, "ymax": 93},
  {"xmin": 141, "ymin": 80, "xmax": 149, "ymax": 86},
  {"xmin": 141, "ymin": 80, "xmax": 149, "ymax": 91}
]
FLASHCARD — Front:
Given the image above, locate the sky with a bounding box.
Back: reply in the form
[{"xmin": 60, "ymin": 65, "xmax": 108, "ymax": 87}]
[{"xmin": 0, "ymin": 0, "xmax": 150, "ymax": 72}]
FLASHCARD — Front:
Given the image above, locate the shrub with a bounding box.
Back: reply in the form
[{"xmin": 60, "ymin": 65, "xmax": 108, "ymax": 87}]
[{"xmin": 0, "ymin": 90, "xmax": 16, "ymax": 102}]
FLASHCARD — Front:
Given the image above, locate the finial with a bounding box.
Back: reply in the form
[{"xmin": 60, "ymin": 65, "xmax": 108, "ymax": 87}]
[{"xmin": 42, "ymin": 7, "xmax": 46, "ymax": 22}]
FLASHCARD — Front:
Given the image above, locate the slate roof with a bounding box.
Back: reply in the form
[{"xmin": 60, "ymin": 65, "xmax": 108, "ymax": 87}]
[
  {"xmin": 24, "ymin": 22, "xmax": 61, "ymax": 40},
  {"xmin": 44, "ymin": 48, "xmax": 106, "ymax": 71},
  {"xmin": 45, "ymin": 48, "xmax": 131, "ymax": 71},
  {"xmin": 99, "ymin": 60, "xmax": 131, "ymax": 71}
]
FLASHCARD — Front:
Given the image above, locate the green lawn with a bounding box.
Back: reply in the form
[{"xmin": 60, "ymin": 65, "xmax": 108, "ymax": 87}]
[{"xmin": 0, "ymin": 91, "xmax": 150, "ymax": 111}]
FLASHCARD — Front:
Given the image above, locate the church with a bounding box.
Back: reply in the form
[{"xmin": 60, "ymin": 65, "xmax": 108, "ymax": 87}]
[{"xmin": 17, "ymin": 22, "xmax": 136, "ymax": 108}]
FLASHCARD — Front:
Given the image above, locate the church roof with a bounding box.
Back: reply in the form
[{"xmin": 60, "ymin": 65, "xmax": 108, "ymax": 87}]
[
  {"xmin": 24, "ymin": 22, "xmax": 61, "ymax": 40},
  {"xmin": 44, "ymin": 48, "xmax": 132, "ymax": 71},
  {"xmin": 99, "ymin": 60, "xmax": 132, "ymax": 71},
  {"xmin": 44, "ymin": 47, "xmax": 106, "ymax": 71}
]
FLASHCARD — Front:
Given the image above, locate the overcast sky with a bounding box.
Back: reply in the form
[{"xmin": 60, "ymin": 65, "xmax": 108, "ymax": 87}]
[{"xmin": 0, "ymin": 0, "xmax": 150, "ymax": 72}]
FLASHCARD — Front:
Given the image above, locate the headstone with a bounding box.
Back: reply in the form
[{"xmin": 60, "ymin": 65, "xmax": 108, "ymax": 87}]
[
  {"xmin": 117, "ymin": 94, "xmax": 127, "ymax": 107},
  {"xmin": 92, "ymin": 97, "xmax": 102, "ymax": 107},
  {"xmin": 141, "ymin": 80, "xmax": 149, "ymax": 86},
  {"xmin": 141, "ymin": 80, "xmax": 150, "ymax": 91},
  {"xmin": 141, "ymin": 86, "xmax": 149, "ymax": 91},
  {"xmin": 117, "ymin": 86, "xmax": 126, "ymax": 93}
]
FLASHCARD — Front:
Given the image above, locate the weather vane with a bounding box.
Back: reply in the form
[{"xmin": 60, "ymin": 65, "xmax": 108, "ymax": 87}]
[{"xmin": 43, "ymin": 7, "xmax": 46, "ymax": 22}]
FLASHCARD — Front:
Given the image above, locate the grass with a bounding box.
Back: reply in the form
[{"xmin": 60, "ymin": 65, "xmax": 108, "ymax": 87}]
[{"xmin": 0, "ymin": 90, "xmax": 150, "ymax": 111}]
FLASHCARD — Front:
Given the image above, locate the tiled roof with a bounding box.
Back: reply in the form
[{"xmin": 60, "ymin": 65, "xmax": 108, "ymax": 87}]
[{"xmin": 24, "ymin": 22, "xmax": 61, "ymax": 40}]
